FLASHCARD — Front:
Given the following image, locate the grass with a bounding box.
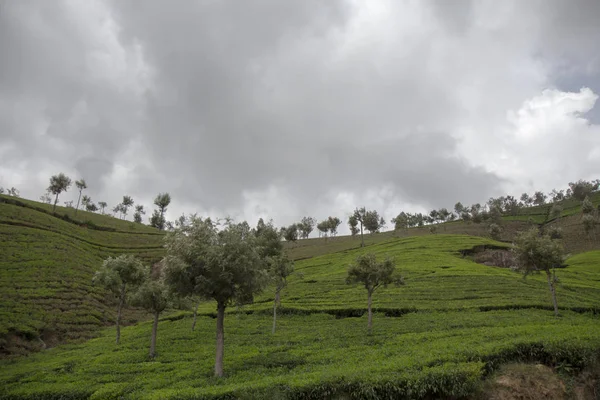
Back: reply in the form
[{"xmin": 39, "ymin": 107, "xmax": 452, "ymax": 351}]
[
  {"xmin": 1, "ymin": 192, "xmax": 600, "ymax": 398},
  {"xmin": 503, "ymin": 191, "xmax": 600, "ymax": 224},
  {"xmin": 1, "ymin": 231, "xmax": 599, "ymax": 399},
  {"xmin": 0, "ymin": 195, "xmax": 165, "ymax": 356}
]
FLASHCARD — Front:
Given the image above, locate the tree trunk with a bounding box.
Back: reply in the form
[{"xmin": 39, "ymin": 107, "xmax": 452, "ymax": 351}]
[
  {"xmin": 191, "ymin": 303, "xmax": 199, "ymax": 331},
  {"xmin": 360, "ymin": 223, "xmax": 364, "ymax": 247},
  {"xmin": 367, "ymin": 290, "xmax": 373, "ymax": 334},
  {"xmin": 546, "ymin": 271, "xmax": 559, "ymax": 317},
  {"xmin": 53, "ymin": 193, "xmax": 59, "ymax": 212},
  {"xmin": 214, "ymin": 302, "xmax": 226, "ymax": 377},
  {"xmin": 75, "ymin": 190, "xmax": 82, "ymax": 214},
  {"xmin": 149, "ymin": 310, "xmax": 159, "ymax": 358},
  {"xmin": 116, "ymin": 284, "xmax": 126, "ymax": 345},
  {"xmin": 272, "ymin": 290, "xmax": 281, "ymax": 334}
]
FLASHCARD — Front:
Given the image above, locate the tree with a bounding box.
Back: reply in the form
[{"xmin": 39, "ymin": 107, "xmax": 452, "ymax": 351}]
[
  {"xmin": 454, "ymin": 202, "xmax": 465, "ymax": 217},
  {"xmin": 86, "ymin": 202, "xmax": 98, "ymax": 212},
  {"xmin": 162, "ymin": 217, "xmax": 269, "ymax": 377},
  {"xmin": 150, "ymin": 210, "xmax": 165, "ymax": 230},
  {"xmin": 317, "ymin": 220, "xmax": 329, "ymax": 238},
  {"xmin": 282, "ymin": 223, "xmax": 299, "ymax": 244},
  {"xmin": 569, "ymin": 180, "xmax": 598, "ymax": 201},
  {"xmin": 488, "ymin": 223, "xmax": 502, "ymax": 240},
  {"xmin": 520, "ymin": 193, "xmax": 533, "ymax": 207},
  {"xmin": 550, "ymin": 189, "xmax": 565, "ymax": 203},
  {"xmin": 348, "ymin": 215, "xmax": 360, "ymax": 237},
  {"xmin": 550, "ymin": 203, "xmax": 563, "ymax": 221},
  {"xmin": 512, "ymin": 228, "xmax": 564, "ymax": 317},
  {"xmin": 64, "ymin": 200, "xmax": 73, "ymax": 208},
  {"xmin": 134, "ymin": 205, "xmax": 146, "ymax": 223},
  {"xmin": 345, "ymin": 253, "xmax": 403, "ymax": 333},
  {"xmin": 533, "ymin": 191, "xmax": 547, "ymax": 206},
  {"xmin": 81, "ymin": 195, "xmax": 92, "ymax": 209},
  {"xmin": 582, "ymin": 214, "xmax": 596, "ymax": 240},
  {"xmin": 391, "ymin": 212, "xmax": 409, "ymax": 231},
  {"xmin": 352, "ymin": 208, "xmax": 367, "ymax": 247},
  {"xmin": 152, "ymin": 193, "xmax": 171, "ymax": 230},
  {"xmin": 113, "ymin": 203, "xmax": 126, "ymax": 219},
  {"xmin": 130, "ymin": 272, "xmax": 170, "ymax": 358},
  {"xmin": 48, "ymin": 173, "xmax": 72, "ymax": 211},
  {"xmin": 327, "ymin": 216, "xmax": 341, "ymax": 237},
  {"xmin": 269, "ymin": 254, "xmax": 294, "ymax": 334},
  {"xmin": 98, "ymin": 201, "xmax": 107, "ymax": 214},
  {"xmin": 298, "ymin": 217, "xmax": 316, "ymax": 239},
  {"xmin": 0, "ymin": 187, "xmax": 3, "ymax": 194},
  {"xmin": 122, "ymin": 196, "xmax": 134, "ymax": 218},
  {"xmin": 363, "ymin": 210, "xmax": 382, "ymax": 234},
  {"xmin": 7, "ymin": 187, "xmax": 19, "ymax": 197},
  {"xmin": 582, "ymin": 196, "xmax": 595, "ymax": 215},
  {"xmin": 39, "ymin": 191, "xmax": 52, "ymax": 204},
  {"xmin": 92, "ymin": 254, "xmax": 146, "ymax": 344},
  {"xmin": 74, "ymin": 179, "xmax": 87, "ymax": 214}
]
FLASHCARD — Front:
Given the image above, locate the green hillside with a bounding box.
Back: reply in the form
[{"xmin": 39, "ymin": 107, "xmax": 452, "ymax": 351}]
[
  {"xmin": 0, "ymin": 195, "xmax": 165, "ymax": 356},
  {"xmin": 1, "ymin": 233, "xmax": 599, "ymax": 399}
]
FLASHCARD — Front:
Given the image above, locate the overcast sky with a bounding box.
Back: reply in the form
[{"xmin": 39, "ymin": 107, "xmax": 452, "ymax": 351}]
[{"xmin": 1, "ymin": 0, "xmax": 599, "ymax": 234}]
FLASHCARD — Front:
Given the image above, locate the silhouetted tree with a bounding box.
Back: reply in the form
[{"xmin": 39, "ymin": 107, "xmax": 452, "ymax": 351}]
[
  {"xmin": 48, "ymin": 173, "xmax": 72, "ymax": 211},
  {"xmin": 327, "ymin": 216, "xmax": 342, "ymax": 237},
  {"xmin": 298, "ymin": 217, "xmax": 316, "ymax": 239},
  {"xmin": 151, "ymin": 193, "xmax": 171, "ymax": 230},
  {"xmin": 74, "ymin": 179, "xmax": 87, "ymax": 214},
  {"xmin": 134, "ymin": 205, "xmax": 146, "ymax": 223}
]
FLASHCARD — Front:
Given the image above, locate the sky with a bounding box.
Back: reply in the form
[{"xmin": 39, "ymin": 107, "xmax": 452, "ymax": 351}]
[{"xmin": 1, "ymin": 0, "xmax": 599, "ymax": 234}]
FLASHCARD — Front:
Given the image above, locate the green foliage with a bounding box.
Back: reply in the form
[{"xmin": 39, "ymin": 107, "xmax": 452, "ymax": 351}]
[
  {"xmin": 298, "ymin": 217, "xmax": 316, "ymax": 239},
  {"xmin": 582, "ymin": 196, "xmax": 595, "ymax": 215},
  {"xmin": 316, "ymin": 220, "xmax": 329, "ymax": 237},
  {"xmin": 130, "ymin": 279, "xmax": 169, "ymax": 314},
  {"xmin": 327, "ymin": 216, "xmax": 341, "ymax": 236},
  {"xmin": 582, "ymin": 214, "xmax": 596, "ymax": 238},
  {"xmin": 282, "ymin": 223, "xmax": 299, "ymax": 243},
  {"xmin": 391, "ymin": 212, "xmax": 408, "ymax": 231},
  {"xmin": 346, "ymin": 253, "xmax": 403, "ymax": 293},
  {"xmin": 93, "ymin": 255, "xmax": 147, "ymax": 296},
  {"xmin": 363, "ymin": 210, "xmax": 382, "ymax": 233},
  {"xmin": 163, "ymin": 217, "xmax": 268, "ymax": 307},
  {"xmin": 348, "ymin": 214, "xmax": 359, "ymax": 236},
  {"xmin": 513, "ymin": 228, "xmax": 563, "ymax": 275},
  {"xmin": 488, "ymin": 223, "xmax": 502, "ymax": 240},
  {"xmin": 0, "ymin": 197, "xmax": 164, "ymax": 355},
  {"xmin": 569, "ymin": 179, "xmax": 599, "ymax": 201}
]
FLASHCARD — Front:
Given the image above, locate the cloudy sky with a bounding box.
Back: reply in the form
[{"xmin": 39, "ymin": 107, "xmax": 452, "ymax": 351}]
[{"xmin": 1, "ymin": 0, "xmax": 599, "ymax": 234}]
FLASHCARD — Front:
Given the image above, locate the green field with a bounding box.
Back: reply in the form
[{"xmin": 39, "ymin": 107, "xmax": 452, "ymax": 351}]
[
  {"xmin": 1, "ymin": 229, "xmax": 599, "ymax": 399},
  {"xmin": 0, "ymin": 195, "xmax": 165, "ymax": 356},
  {"xmin": 1, "ymin": 193, "xmax": 599, "ymax": 399},
  {"xmin": 503, "ymin": 191, "xmax": 600, "ymax": 224}
]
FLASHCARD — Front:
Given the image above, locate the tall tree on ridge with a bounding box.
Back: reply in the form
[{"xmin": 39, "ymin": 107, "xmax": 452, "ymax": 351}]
[
  {"xmin": 48, "ymin": 173, "xmax": 72, "ymax": 211},
  {"xmin": 74, "ymin": 179, "xmax": 87, "ymax": 214}
]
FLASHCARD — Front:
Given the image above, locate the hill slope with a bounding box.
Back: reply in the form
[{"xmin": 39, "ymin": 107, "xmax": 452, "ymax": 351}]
[
  {"xmin": 1, "ymin": 234, "xmax": 599, "ymax": 399},
  {"xmin": 0, "ymin": 195, "xmax": 165, "ymax": 356}
]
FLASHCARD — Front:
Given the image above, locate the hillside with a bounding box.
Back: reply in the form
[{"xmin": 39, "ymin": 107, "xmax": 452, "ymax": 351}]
[
  {"xmin": 0, "ymin": 195, "xmax": 165, "ymax": 356},
  {"xmin": 1, "ymin": 191, "xmax": 598, "ymax": 359},
  {"xmin": 1, "ymin": 233, "xmax": 599, "ymax": 399}
]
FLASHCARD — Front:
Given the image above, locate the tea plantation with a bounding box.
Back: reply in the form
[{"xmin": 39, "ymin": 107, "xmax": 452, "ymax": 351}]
[
  {"xmin": 0, "ymin": 195, "xmax": 165, "ymax": 356},
  {"xmin": 1, "ymin": 204, "xmax": 599, "ymax": 400}
]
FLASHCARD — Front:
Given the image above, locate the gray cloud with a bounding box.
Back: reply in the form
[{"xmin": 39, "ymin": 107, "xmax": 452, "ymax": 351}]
[{"xmin": 1, "ymin": 0, "xmax": 600, "ymax": 231}]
